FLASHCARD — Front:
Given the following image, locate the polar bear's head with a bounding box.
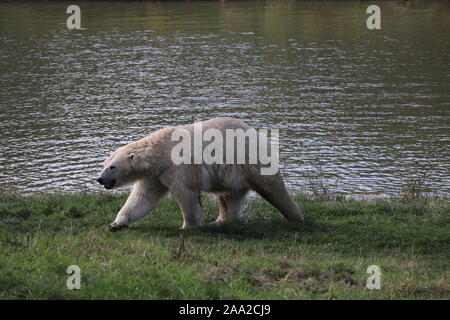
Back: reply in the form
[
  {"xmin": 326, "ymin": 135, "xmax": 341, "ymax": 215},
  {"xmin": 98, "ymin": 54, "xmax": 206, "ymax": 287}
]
[{"xmin": 96, "ymin": 148, "xmax": 139, "ymax": 189}]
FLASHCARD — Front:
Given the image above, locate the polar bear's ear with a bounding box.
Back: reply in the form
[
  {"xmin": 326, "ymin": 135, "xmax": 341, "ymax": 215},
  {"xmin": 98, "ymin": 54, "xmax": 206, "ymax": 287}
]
[{"xmin": 128, "ymin": 153, "xmax": 136, "ymax": 161}]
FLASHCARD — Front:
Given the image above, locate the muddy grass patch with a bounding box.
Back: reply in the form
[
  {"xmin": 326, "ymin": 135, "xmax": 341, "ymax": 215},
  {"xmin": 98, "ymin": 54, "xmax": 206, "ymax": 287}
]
[
  {"xmin": 252, "ymin": 264, "xmax": 358, "ymax": 294},
  {"xmin": 391, "ymin": 280, "xmax": 450, "ymax": 299}
]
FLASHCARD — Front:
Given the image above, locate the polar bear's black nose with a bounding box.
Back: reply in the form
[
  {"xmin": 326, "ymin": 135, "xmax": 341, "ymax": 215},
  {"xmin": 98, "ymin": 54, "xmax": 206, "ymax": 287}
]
[{"xmin": 97, "ymin": 177, "xmax": 104, "ymax": 185}]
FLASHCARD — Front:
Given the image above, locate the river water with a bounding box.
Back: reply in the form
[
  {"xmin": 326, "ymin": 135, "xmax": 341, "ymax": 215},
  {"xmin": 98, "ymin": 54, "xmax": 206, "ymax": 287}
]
[{"xmin": 0, "ymin": 1, "xmax": 449, "ymax": 197}]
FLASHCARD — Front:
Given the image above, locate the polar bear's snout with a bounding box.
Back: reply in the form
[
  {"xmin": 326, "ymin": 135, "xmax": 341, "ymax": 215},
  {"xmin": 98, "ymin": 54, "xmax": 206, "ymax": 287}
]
[{"xmin": 96, "ymin": 175, "xmax": 116, "ymax": 189}]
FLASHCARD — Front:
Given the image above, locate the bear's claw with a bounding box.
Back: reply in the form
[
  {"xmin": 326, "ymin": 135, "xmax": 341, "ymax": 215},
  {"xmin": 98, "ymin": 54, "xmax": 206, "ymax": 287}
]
[{"xmin": 106, "ymin": 223, "xmax": 128, "ymax": 232}]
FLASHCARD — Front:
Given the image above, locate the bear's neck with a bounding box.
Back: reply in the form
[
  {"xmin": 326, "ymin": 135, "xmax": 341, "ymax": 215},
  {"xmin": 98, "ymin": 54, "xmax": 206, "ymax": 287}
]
[{"xmin": 129, "ymin": 133, "xmax": 173, "ymax": 178}]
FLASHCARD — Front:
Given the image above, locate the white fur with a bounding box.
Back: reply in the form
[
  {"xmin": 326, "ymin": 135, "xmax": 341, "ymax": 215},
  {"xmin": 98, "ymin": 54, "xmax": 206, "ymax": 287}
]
[{"xmin": 101, "ymin": 117, "xmax": 304, "ymax": 231}]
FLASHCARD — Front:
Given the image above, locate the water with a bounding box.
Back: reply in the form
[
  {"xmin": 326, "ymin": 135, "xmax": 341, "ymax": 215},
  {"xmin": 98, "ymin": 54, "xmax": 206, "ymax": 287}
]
[{"xmin": 0, "ymin": 1, "xmax": 449, "ymax": 197}]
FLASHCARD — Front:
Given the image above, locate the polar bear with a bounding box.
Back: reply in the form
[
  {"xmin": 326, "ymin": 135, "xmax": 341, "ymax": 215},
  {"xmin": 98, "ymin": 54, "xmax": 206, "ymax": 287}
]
[{"xmin": 97, "ymin": 117, "xmax": 303, "ymax": 231}]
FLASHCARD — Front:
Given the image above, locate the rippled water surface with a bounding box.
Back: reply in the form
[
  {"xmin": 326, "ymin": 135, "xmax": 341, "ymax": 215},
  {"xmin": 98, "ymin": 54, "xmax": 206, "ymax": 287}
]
[{"xmin": 1, "ymin": 1, "xmax": 449, "ymax": 197}]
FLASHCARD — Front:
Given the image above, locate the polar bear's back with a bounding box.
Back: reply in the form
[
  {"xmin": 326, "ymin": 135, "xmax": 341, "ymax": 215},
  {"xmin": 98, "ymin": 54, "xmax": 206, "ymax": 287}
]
[{"xmin": 182, "ymin": 117, "xmax": 252, "ymax": 133}]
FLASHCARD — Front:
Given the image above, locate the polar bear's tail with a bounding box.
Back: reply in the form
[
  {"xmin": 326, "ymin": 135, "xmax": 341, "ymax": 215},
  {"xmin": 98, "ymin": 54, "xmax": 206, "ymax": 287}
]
[{"xmin": 248, "ymin": 174, "xmax": 304, "ymax": 223}]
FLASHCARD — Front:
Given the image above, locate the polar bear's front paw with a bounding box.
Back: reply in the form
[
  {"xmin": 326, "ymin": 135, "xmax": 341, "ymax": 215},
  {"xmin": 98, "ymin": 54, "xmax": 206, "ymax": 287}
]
[{"xmin": 106, "ymin": 222, "xmax": 128, "ymax": 232}]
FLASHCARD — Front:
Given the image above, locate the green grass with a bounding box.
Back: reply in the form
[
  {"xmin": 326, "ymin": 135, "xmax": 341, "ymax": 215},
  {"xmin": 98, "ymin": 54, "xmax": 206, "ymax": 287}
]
[{"xmin": 0, "ymin": 192, "xmax": 448, "ymax": 299}]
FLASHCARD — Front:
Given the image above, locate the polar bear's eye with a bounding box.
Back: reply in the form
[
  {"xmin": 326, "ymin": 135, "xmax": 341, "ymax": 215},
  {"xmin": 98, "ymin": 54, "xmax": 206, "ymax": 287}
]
[{"xmin": 110, "ymin": 166, "xmax": 116, "ymax": 170}]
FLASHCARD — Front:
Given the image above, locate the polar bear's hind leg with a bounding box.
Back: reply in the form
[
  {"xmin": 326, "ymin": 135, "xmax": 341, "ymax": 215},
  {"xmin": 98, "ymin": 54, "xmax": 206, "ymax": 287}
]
[
  {"xmin": 216, "ymin": 191, "xmax": 248, "ymax": 223},
  {"xmin": 248, "ymin": 174, "xmax": 304, "ymax": 223}
]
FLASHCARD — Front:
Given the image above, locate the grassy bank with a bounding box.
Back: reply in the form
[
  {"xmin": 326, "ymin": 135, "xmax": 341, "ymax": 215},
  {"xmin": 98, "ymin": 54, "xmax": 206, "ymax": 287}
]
[{"xmin": 0, "ymin": 192, "xmax": 448, "ymax": 299}]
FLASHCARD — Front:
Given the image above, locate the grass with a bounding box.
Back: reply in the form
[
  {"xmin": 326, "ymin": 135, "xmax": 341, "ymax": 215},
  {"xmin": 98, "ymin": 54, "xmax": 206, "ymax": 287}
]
[{"xmin": 0, "ymin": 191, "xmax": 449, "ymax": 300}]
